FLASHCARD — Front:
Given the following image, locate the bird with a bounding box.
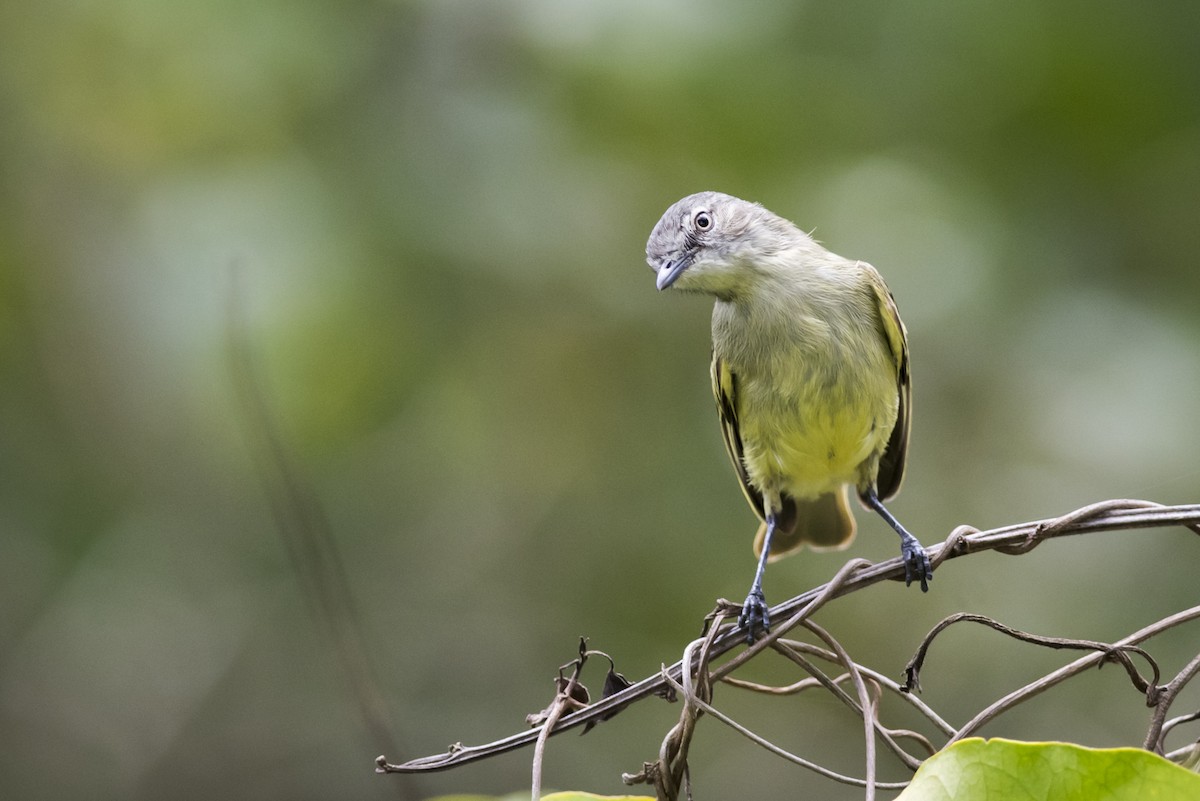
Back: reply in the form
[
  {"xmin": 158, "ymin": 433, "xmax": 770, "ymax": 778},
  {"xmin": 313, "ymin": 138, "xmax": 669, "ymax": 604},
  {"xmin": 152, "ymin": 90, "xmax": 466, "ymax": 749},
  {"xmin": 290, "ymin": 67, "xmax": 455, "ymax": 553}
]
[{"xmin": 646, "ymin": 191, "xmax": 932, "ymax": 638}]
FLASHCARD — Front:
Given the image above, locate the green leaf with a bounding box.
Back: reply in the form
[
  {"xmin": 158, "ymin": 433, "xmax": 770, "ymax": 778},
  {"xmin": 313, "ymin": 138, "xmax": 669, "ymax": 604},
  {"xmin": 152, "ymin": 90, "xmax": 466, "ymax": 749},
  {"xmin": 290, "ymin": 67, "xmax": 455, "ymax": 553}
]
[{"xmin": 898, "ymin": 738, "xmax": 1200, "ymax": 800}]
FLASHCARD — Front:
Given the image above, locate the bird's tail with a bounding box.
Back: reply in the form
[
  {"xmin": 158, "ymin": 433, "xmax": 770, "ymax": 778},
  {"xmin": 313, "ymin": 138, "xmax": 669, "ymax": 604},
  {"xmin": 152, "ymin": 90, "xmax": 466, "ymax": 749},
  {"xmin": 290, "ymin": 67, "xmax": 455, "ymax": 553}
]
[{"xmin": 753, "ymin": 486, "xmax": 857, "ymax": 563}]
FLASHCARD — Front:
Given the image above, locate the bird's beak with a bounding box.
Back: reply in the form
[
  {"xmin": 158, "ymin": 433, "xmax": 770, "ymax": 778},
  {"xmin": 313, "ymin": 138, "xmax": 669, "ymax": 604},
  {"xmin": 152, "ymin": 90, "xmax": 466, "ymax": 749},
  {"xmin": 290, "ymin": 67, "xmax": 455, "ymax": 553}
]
[{"xmin": 655, "ymin": 252, "xmax": 694, "ymax": 291}]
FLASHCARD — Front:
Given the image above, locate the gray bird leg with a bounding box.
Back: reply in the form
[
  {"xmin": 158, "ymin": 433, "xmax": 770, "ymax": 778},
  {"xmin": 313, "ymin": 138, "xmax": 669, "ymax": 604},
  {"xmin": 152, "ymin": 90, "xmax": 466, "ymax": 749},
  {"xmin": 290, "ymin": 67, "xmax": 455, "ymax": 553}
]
[
  {"xmin": 738, "ymin": 510, "xmax": 776, "ymax": 641},
  {"xmin": 862, "ymin": 489, "xmax": 932, "ymax": 591}
]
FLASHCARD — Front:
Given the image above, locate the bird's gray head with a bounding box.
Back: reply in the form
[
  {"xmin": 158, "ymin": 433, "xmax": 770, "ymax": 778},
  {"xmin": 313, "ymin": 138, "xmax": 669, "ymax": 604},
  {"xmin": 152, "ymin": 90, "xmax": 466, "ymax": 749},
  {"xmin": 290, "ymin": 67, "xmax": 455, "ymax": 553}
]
[{"xmin": 645, "ymin": 191, "xmax": 799, "ymax": 297}]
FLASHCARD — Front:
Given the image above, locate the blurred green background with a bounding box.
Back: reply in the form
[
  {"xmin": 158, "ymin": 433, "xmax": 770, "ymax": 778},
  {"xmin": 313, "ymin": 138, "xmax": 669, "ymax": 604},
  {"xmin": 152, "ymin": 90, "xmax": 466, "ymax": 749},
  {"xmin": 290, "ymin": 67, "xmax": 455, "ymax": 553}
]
[{"xmin": 2, "ymin": 1, "xmax": 1199, "ymax": 799}]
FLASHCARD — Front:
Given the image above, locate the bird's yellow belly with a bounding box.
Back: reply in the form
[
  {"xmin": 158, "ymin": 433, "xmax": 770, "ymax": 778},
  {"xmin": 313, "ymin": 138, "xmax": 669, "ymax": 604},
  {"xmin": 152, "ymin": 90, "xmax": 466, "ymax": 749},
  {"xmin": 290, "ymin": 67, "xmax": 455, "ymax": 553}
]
[
  {"xmin": 740, "ymin": 386, "xmax": 894, "ymax": 499},
  {"xmin": 743, "ymin": 419, "xmax": 871, "ymax": 494}
]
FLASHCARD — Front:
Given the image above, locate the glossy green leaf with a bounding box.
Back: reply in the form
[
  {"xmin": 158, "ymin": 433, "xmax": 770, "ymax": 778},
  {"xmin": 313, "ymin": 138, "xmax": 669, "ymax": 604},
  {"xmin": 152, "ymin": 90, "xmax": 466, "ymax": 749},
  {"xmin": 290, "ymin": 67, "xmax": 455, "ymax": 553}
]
[{"xmin": 899, "ymin": 738, "xmax": 1200, "ymax": 800}]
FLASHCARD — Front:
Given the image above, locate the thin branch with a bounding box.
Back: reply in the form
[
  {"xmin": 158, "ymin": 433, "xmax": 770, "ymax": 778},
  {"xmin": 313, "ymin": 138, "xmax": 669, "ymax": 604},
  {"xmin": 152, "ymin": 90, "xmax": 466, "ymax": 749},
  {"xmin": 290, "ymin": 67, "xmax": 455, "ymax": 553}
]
[
  {"xmin": 903, "ymin": 613, "xmax": 1160, "ymax": 695},
  {"xmin": 802, "ymin": 620, "xmax": 879, "ymax": 800},
  {"xmin": 656, "ymin": 668, "xmax": 910, "ymax": 791},
  {"xmin": 724, "ymin": 640, "xmax": 957, "ymax": 739},
  {"xmin": 1165, "ymin": 740, "xmax": 1200, "ymax": 768},
  {"xmin": 1159, "ymin": 710, "xmax": 1200, "ymax": 750},
  {"xmin": 649, "ymin": 609, "xmax": 725, "ymax": 800},
  {"xmin": 707, "ymin": 558, "xmax": 875, "ymax": 684},
  {"xmin": 1145, "ymin": 653, "xmax": 1200, "ymax": 753},
  {"xmin": 376, "ymin": 500, "xmax": 1200, "ymax": 775},
  {"xmin": 531, "ymin": 669, "xmax": 587, "ymax": 801},
  {"xmin": 948, "ymin": 606, "xmax": 1200, "ymax": 745},
  {"xmin": 763, "ymin": 634, "xmax": 925, "ymax": 771}
]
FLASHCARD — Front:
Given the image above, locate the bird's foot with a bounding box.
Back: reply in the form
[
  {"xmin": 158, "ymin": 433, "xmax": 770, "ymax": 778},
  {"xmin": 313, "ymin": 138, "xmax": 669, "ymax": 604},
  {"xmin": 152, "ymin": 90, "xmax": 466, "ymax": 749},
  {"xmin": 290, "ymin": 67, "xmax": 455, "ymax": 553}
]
[
  {"xmin": 738, "ymin": 587, "xmax": 770, "ymax": 643},
  {"xmin": 901, "ymin": 538, "xmax": 933, "ymax": 592}
]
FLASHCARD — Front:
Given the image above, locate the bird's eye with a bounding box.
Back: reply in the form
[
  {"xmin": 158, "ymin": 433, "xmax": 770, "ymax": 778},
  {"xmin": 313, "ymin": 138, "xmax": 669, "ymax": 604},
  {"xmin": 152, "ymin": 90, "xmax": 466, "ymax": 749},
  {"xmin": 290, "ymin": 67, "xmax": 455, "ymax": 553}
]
[{"xmin": 694, "ymin": 210, "xmax": 712, "ymax": 231}]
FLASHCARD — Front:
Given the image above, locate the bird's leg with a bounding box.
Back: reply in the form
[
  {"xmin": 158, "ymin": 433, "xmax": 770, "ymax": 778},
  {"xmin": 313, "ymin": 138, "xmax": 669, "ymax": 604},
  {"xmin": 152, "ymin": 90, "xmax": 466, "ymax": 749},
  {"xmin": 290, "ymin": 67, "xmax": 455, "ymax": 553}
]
[
  {"xmin": 738, "ymin": 508, "xmax": 776, "ymax": 641},
  {"xmin": 862, "ymin": 489, "xmax": 932, "ymax": 591}
]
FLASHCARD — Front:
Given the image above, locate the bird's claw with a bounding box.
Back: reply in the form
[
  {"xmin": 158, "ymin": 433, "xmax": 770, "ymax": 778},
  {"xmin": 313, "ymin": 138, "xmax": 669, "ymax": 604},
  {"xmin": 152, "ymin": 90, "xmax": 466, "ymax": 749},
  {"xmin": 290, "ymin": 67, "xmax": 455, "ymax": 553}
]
[
  {"xmin": 738, "ymin": 588, "xmax": 770, "ymax": 643},
  {"xmin": 902, "ymin": 540, "xmax": 933, "ymax": 592}
]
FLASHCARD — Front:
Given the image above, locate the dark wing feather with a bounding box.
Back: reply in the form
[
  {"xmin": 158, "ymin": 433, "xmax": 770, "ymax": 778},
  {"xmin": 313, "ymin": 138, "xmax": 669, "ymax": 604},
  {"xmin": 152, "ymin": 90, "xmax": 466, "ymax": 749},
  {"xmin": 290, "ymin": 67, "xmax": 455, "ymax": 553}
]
[
  {"xmin": 869, "ymin": 277, "xmax": 911, "ymax": 501},
  {"xmin": 710, "ymin": 352, "xmax": 767, "ymax": 523}
]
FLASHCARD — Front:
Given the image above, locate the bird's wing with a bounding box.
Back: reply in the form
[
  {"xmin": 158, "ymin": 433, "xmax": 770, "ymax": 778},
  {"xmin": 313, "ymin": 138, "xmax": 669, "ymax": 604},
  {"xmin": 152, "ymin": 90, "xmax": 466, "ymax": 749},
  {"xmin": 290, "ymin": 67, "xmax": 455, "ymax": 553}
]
[
  {"xmin": 867, "ymin": 269, "xmax": 911, "ymax": 501},
  {"xmin": 711, "ymin": 351, "xmax": 767, "ymax": 523}
]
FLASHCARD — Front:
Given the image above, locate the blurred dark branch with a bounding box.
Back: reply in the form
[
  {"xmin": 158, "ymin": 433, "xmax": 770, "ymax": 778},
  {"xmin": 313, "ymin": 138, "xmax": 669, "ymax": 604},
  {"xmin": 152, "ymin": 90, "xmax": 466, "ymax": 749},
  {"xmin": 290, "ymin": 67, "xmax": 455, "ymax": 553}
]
[
  {"xmin": 376, "ymin": 498, "xmax": 1200, "ymax": 780},
  {"xmin": 226, "ymin": 273, "xmax": 416, "ymax": 800}
]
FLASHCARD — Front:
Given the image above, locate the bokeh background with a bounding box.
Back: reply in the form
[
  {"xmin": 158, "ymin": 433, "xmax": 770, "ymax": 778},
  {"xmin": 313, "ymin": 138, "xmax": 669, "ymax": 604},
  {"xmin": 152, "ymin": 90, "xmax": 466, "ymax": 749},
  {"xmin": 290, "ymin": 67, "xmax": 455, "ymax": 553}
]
[{"xmin": 2, "ymin": 1, "xmax": 1199, "ymax": 799}]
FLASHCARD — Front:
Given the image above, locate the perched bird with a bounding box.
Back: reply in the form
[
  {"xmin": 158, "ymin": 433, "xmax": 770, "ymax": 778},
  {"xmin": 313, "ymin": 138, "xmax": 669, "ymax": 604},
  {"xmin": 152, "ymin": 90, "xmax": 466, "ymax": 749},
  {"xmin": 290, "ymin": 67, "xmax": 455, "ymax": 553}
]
[{"xmin": 646, "ymin": 191, "xmax": 932, "ymax": 637}]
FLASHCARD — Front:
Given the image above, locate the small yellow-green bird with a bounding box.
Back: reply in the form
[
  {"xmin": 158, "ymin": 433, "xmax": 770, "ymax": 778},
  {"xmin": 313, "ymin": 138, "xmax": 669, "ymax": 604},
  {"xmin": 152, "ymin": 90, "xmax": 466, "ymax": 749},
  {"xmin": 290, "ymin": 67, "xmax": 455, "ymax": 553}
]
[{"xmin": 646, "ymin": 191, "xmax": 931, "ymax": 637}]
